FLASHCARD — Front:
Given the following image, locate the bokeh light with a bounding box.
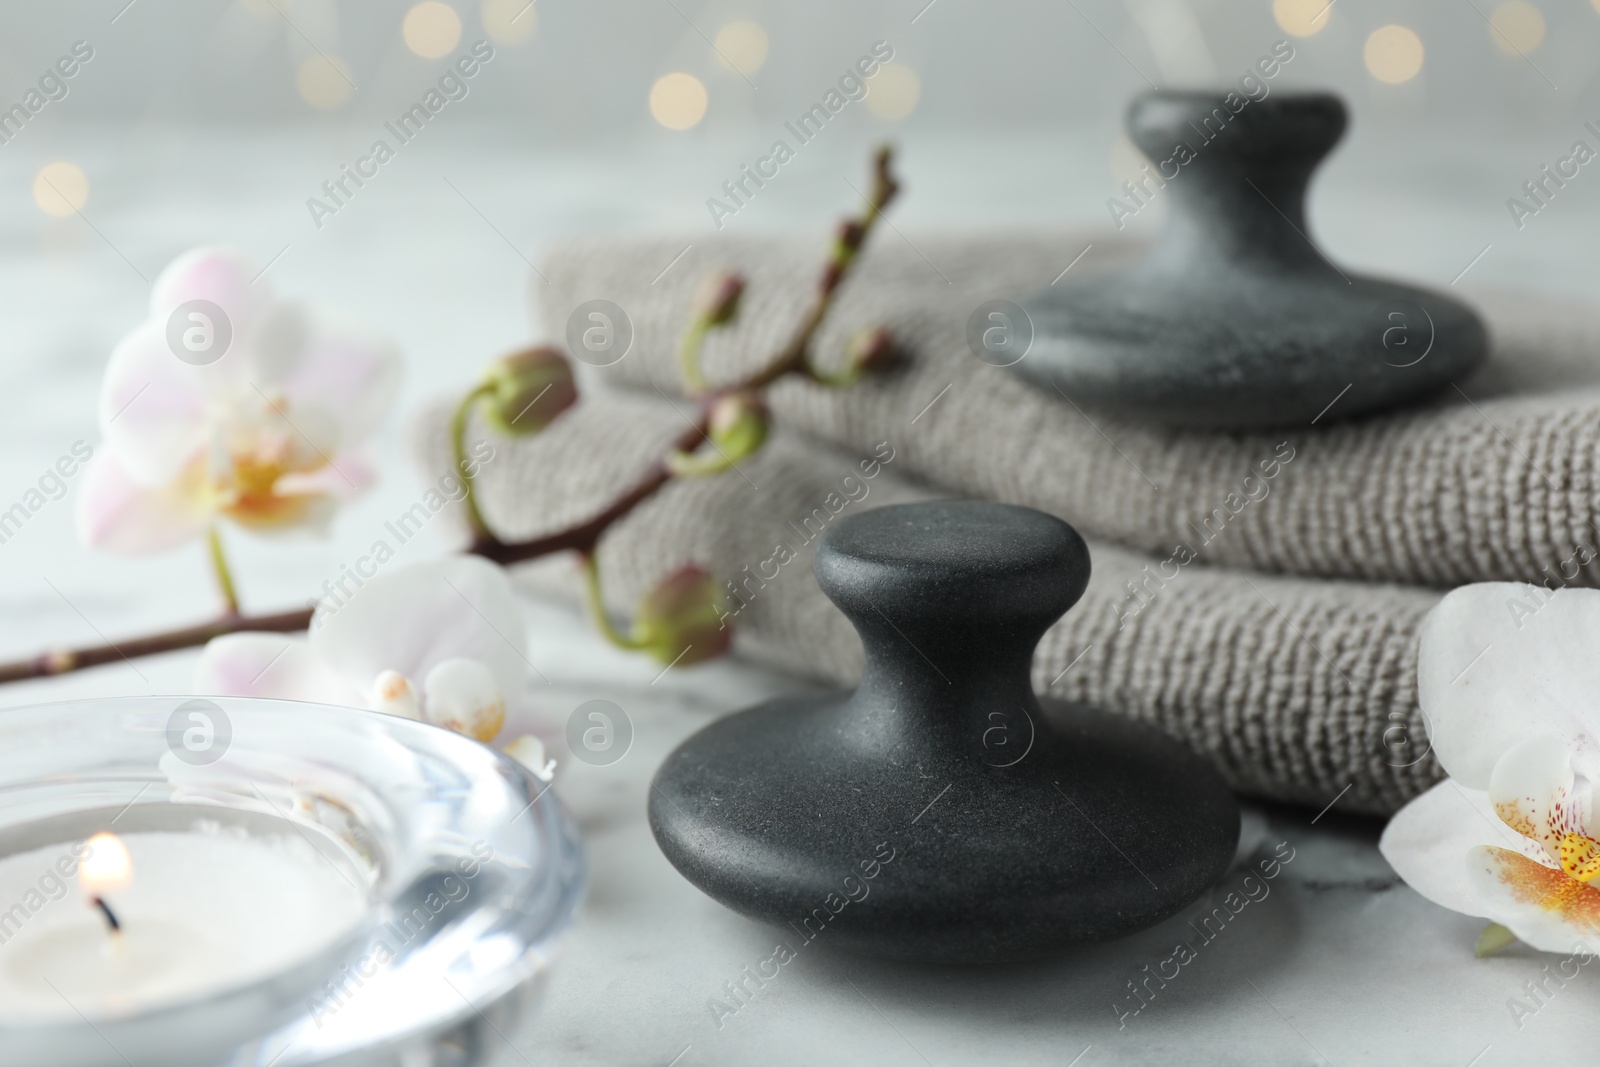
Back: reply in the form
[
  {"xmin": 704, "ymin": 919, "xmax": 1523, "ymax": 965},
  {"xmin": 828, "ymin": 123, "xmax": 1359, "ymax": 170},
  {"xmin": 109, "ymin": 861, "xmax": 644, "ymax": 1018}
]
[
  {"xmin": 1364, "ymin": 25, "xmax": 1424, "ymax": 84},
  {"xmin": 33, "ymin": 162, "xmax": 88, "ymax": 217},
  {"xmin": 1272, "ymin": 0, "xmax": 1332, "ymax": 37},
  {"xmin": 296, "ymin": 56, "xmax": 354, "ymax": 109},
  {"xmin": 649, "ymin": 72, "xmax": 708, "ymax": 130},
  {"xmin": 1489, "ymin": 2, "xmax": 1545, "ymax": 54},
  {"xmin": 714, "ymin": 21, "xmax": 769, "ymax": 76},
  {"xmin": 403, "ymin": 1, "xmax": 462, "ymax": 59},
  {"xmin": 482, "ymin": 0, "xmax": 537, "ymax": 45},
  {"xmin": 866, "ymin": 63, "xmax": 920, "ymax": 121}
]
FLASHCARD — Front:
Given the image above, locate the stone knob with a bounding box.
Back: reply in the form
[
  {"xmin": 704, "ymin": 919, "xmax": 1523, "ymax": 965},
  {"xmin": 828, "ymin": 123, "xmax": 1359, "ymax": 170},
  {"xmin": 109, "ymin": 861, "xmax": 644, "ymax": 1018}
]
[
  {"xmin": 649, "ymin": 500, "xmax": 1239, "ymax": 963},
  {"xmin": 815, "ymin": 500, "xmax": 1087, "ymax": 662},
  {"xmin": 1010, "ymin": 90, "xmax": 1487, "ymax": 429}
]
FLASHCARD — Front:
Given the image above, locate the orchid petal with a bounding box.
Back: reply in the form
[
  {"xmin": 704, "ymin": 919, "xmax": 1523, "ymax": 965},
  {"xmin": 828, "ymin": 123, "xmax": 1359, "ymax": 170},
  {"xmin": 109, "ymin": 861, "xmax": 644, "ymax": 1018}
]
[
  {"xmin": 310, "ymin": 556, "xmax": 528, "ymax": 700},
  {"xmin": 193, "ymin": 633, "xmax": 363, "ymax": 706},
  {"xmin": 1466, "ymin": 845, "xmax": 1600, "ymax": 953},
  {"xmin": 75, "ymin": 451, "xmax": 211, "ymax": 555},
  {"xmin": 274, "ymin": 451, "xmax": 374, "ymax": 501},
  {"xmin": 1418, "ymin": 584, "xmax": 1600, "ymax": 788},
  {"xmin": 497, "ymin": 690, "xmax": 557, "ymax": 748},
  {"xmin": 1488, "ymin": 735, "xmax": 1586, "ymax": 862},
  {"xmin": 150, "ymin": 247, "xmax": 271, "ymax": 345},
  {"xmin": 1380, "ymin": 779, "xmax": 1540, "ymax": 919},
  {"xmin": 252, "ymin": 302, "xmax": 401, "ymax": 454},
  {"xmin": 97, "ymin": 321, "xmax": 211, "ymax": 486}
]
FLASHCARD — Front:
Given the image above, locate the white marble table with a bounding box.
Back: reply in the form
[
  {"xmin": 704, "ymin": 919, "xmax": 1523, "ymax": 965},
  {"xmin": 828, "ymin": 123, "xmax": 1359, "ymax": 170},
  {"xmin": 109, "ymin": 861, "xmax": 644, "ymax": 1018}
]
[{"xmin": 1, "ymin": 123, "xmax": 1597, "ymax": 1064}]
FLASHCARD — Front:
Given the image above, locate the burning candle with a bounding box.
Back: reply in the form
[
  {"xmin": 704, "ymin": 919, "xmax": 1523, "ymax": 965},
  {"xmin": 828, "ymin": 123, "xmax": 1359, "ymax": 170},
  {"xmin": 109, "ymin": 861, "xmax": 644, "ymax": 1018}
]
[
  {"xmin": 80, "ymin": 832, "xmax": 130, "ymax": 933},
  {"xmin": 0, "ymin": 695, "xmax": 581, "ymax": 1067},
  {"xmin": 0, "ymin": 825, "xmax": 367, "ymax": 1023}
]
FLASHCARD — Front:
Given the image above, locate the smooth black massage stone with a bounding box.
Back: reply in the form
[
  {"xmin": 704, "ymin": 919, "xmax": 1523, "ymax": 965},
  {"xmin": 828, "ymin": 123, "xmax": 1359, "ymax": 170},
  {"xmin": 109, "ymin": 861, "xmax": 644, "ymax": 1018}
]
[
  {"xmin": 1010, "ymin": 90, "xmax": 1487, "ymax": 428},
  {"xmin": 649, "ymin": 500, "xmax": 1238, "ymax": 963}
]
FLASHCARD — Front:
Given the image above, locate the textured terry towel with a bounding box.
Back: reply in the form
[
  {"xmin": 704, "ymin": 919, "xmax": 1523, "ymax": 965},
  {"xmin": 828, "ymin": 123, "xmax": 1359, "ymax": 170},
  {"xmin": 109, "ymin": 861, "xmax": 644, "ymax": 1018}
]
[
  {"xmin": 536, "ymin": 232, "xmax": 1600, "ymax": 592},
  {"xmin": 417, "ymin": 392, "xmax": 1439, "ymax": 816}
]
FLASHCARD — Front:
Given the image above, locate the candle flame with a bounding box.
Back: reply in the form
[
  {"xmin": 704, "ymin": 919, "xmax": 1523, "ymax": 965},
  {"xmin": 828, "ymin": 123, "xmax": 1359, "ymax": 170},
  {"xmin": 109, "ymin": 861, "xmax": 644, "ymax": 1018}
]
[{"xmin": 79, "ymin": 832, "xmax": 132, "ymax": 895}]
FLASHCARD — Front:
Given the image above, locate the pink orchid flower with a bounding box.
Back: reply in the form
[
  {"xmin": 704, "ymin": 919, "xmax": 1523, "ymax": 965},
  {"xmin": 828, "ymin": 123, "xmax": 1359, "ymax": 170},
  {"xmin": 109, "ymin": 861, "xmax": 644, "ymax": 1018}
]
[
  {"xmin": 77, "ymin": 247, "xmax": 399, "ymax": 554},
  {"xmin": 193, "ymin": 555, "xmax": 556, "ymax": 778},
  {"xmin": 1382, "ymin": 584, "xmax": 1600, "ymax": 953}
]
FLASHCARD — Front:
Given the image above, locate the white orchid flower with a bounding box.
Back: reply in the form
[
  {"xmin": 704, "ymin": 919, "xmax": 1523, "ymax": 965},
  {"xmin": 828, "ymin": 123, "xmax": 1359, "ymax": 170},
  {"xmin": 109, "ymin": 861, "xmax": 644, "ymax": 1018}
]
[
  {"xmin": 1381, "ymin": 583, "xmax": 1600, "ymax": 952},
  {"xmin": 77, "ymin": 247, "xmax": 399, "ymax": 554},
  {"xmin": 192, "ymin": 556, "xmax": 555, "ymax": 778}
]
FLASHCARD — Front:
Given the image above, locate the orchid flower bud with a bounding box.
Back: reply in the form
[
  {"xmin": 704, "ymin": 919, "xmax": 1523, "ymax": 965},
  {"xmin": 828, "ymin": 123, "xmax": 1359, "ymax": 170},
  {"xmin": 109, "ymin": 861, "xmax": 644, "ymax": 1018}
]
[
  {"xmin": 832, "ymin": 219, "xmax": 866, "ymax": 264},
  {"xmin": 707, "ymin": 389, "xmax": 769, "ymax": 461},
  {"xmin": 845, "ymin": 326, "xmax": 895, "ymax": 375},
  {"xmin": 422, "ymin": 657, "xmax": 507, "ymax": 742},
  {"xmin": 630, "ymin": 565, "xmax": 732, "ymax": 666},
  {"xmin": 480, "ymin": 345, "xmax": 578, "ymax": 436},
  {"xmin": 370, "ymin": 670, "xmax": 421, "ymax": 720},
  {"xmin": 693, "ymin": 272, "xmax": 744, "ymax": 327},
  {"xmin": 666, "ymin": 390, "xmax": 770, "ymax": 476}
]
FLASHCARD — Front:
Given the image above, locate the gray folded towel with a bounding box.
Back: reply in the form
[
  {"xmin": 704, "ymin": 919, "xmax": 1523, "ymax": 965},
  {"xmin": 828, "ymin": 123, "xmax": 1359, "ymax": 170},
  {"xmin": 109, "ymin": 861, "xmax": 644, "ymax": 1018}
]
[{"xmin": 537, "ymin": 232, "xmax": 1600, "ymax": 592}]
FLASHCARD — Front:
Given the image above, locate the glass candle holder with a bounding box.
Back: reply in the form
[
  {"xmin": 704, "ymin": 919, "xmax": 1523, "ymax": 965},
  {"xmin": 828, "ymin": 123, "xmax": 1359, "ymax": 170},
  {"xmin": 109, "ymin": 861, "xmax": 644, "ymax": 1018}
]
[{"xmin": 0, "ymin": 696, "xmax": 584, "ymax": 1067}]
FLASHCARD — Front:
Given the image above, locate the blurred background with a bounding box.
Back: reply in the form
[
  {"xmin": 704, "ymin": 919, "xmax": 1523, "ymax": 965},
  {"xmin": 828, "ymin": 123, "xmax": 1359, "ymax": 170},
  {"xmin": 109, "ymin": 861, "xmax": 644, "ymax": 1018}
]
[{"xmin": 0, "ymin": 0, "xmax": 1596, "ymax": 694}]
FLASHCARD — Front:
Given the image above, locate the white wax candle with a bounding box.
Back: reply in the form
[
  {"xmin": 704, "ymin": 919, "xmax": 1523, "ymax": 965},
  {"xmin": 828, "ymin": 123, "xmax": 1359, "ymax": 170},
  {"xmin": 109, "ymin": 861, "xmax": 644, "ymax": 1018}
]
[{"xmin": 0, "ymin": 824, "xmax": 367, "ymax": 1023}]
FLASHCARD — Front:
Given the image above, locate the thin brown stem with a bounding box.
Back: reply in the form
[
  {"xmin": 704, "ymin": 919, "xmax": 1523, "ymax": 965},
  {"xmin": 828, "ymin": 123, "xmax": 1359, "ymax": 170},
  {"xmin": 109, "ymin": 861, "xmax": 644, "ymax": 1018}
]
[
  {"xmin": 786, "ymin": 142, "xmax": 899, "ymax": 376},
  {"xmin": 0, "ymin": 607, "xmax": 313, "ymax": 684},
  {"xmin": 470, "ymin": 416, "xmax": 707, "ymax": 564}
]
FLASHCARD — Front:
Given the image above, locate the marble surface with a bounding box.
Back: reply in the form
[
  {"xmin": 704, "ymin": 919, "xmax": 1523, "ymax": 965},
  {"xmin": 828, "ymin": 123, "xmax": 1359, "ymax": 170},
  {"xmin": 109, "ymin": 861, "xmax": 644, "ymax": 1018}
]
[{"xmin": 3, "ymin": 123, "xmax": 1600, "ymax": 1063}]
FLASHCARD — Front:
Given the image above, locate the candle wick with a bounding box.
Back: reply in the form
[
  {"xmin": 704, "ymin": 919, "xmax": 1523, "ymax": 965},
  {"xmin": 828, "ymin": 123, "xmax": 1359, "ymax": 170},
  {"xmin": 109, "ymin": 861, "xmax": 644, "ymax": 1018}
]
[{"xmin": 91, "ymin": 895, "xmax": 121, "ymax": 933}]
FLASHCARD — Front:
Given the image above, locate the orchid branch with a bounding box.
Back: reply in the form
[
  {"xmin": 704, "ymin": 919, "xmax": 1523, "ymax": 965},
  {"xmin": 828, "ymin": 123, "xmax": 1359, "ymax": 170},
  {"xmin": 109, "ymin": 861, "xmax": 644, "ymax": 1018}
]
[
  {"xmin": 0, "ymin": 607, "xmax": 313, "ymax": 685},
  {"xmin": 0, "ymin": 146, "xmax": 902, "ymax": 685}
]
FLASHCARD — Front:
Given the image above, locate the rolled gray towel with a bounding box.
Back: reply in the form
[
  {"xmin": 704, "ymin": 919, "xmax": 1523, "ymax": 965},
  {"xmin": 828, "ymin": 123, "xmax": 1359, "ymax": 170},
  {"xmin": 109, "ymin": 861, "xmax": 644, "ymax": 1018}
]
[
  {"xmin": 534, "ymin": 231, "xmax": 1600, "ymax": 592},
  {"xmin": 416, "ymin": 391, "xmax": 1439, "ymax": 816}
]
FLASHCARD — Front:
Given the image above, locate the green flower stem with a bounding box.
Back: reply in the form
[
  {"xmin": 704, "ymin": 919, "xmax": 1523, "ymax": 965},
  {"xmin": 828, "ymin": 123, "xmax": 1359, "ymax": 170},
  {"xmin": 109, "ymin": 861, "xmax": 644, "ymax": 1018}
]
[
  {"xmin": 452, "ymin": 382, "xmax": 496, "ymax": 538},
  {"xmin": 664, "ymin": 446, "xmax": 737, "ymax": 478},
  {"xmin": 678, "ymin": 317, "xmax": 710, "ymax": 394},
  {"xmin": 578, "ymin": 552, "xmax": 645, "ymax": 651},
  {"xmin": 207, "ymin": 525, "xmax": 241, "ymax": 617},
  {"xmin": 804, "ymin": 364, "xmax": 863, "ymax": 389}
]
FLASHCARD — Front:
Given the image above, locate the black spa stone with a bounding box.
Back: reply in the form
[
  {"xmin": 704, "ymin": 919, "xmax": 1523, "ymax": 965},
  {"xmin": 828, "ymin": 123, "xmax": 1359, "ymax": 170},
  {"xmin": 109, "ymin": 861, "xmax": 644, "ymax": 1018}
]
[
  {"xmin": 1009, "ymin": 90, "xmax": 1487, "ymax": 429},
  {"xmin": 648, "ymin": 500, "xmax": 1239, "ymax": 963}
]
